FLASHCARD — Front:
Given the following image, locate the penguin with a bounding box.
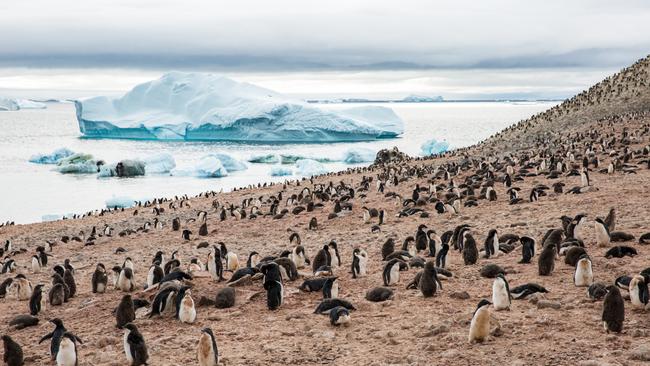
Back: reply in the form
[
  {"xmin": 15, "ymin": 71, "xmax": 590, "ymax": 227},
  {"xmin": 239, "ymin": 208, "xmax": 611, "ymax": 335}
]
[
  {"xmin": 63, "ymin": 269, "xmax": 76, "ymax": 298},
  {"xmin": 261, "ymin": 262, "xmax": 284, "ymax": 310},
  {"xmin": 327, "ymin": 241, "xmax": 341, "ymax": 268},
  {"xmin": 594, "ymin": 218, "xmax": 610, "ymax": 247},
  {"xmin": 152, "ymin": 251, "xmax": 165, "ymax": 266},
  {"xmin": 588, "ymin": 283, "xmax": 608, "ymax": 301},
  {"xmin": 436, "ymin": 243, "xmax": 449, "ymax": 269},
  {"xmin": 351, "ymin": 248, "xmax": 368, "ymax": 278},
  {"xmin": 207, "ymin": 246, "xmax": 224, "ymax": 282},
  {"xmin": 329, "ymin": 306, "xmax": 351, "ymax": 326},
  {"xmin": 509, "ymin": 283, "xmax": 548, "ymax": 299},
  {"xmin": 91, "ymin": 263, "xmax": 108, "ymax": 293},
  {"xmin": 290, "ymin": 245, "xmax": 308, "ymax": 269},
  {"xmin": 573, "ymin": 255, "xmax": 593, "ymax": 287},
  {"xmin": 382, "ymin": 258, "xmax": 403, "ymax": 286},
  {"xmin": 538, "ymin": 244, "xmax": 556, "ymax": 276},
  {"xmin": 381, "ymin": 238, "xmax": 395, "ymax": 261},
  {"xmin": 604, "ymin": 246, "xmax": 638, "ymax": 258},
  {"xmin": 147, "ymin": 261, "xmax": 164, "ymax": 288},
  {"xmin": 1, "ymin": 335, "xmax": 23, "ymax": 366},
  {"xmin": 123, "ymin": 323, "xmax": 149, "ymax": 366},
  {"xmin": 182, "ymin": 229, "xmax": 192, "ymax": 240},
  {"xmin": 56, "ymin": 332, "xmax": 80, "ymax": 366},
  {"xmin": 178, "ymin": 289, "xmax": 197, "ymax": 323},
  {"xmin": 197, "ymin": 327, "xmax": 219, "ymax": 366},
  {"xmin": 322, "ymin": 277, "xmax": 339, "ymax": 299},
  {"xmin": 188, "ymin": 258, "xmax": 204, "ymax": 274},
  {"xmin": 11, "ymin": 275, "xmax": 33, "ymax": 301},
  {"xmin": 418, "ymin": 261, "xmax": 442, "ymax": 297},
  {"xmin": 49, "ymin": 283, "xmax": 65, "ymax": 306},
  {"xmin": 39, "ymin": 319, "xmax": 80, "ymax": 361},
  {"xmin": 314, "ymin": 298, "xmax": 356, "ymax": 314},
  {"xmin": 122, "ymin": 257, "xmax": 135, "ymax": 271},
  {"xmin": 309, "ymin": 217, "xmax": 318, "ymax": 230},
  {"xmin": 312, "ymin": 245, "xmax": 331, "ymax": 274},
  {"xmin": 492, "ymin": 274, "xmax": 511, "ymax": 310},
  {"xmin": 172, "ymin": 218, "xmax": 181, "ymax": 231},
  {"xmin": 2, "ymin": 259, "xmax": 16, "ymax": 273},
  {"xmin": 629, "ymin": 275, "xmax": 649, "ymax": 310},
  {"xmin": 118, "ymin": 267, "xmax": 136, "ymax": 292},
  {"xmin": 116, "ymin": 294, "xmax": 136, "ymax": 328},
  {"xmin": 602, "ymin": 286, "xmax": 624, "ymax": 333},
  {"xmin": 247, "ymin": 251, "xmax": 260, "ymax": 268},
  {"xmin": 519, "ymin": 236, "xmax": 535, "ymax": 264},
  {"xmin": 462, "ymin": 231, "xmax": 478, "ymax": 265},
  {"xmin": 468, "ymin": 299, "xmax": 491, "ymax": 343},
  {"xmin": 111, "ymin": 266, "xmax": 122, "ymax": 287},
  {"xmin": 427, "ymin": 230, "xmax": 440, "ymax": 257},
  {"xmin": 415, "ymin": 224, "xmax": 428, "ymax": 252},
  {"xmin": 365, "ymin": 287, "xmax": 394, "ymax": 302},
  {"xmin": 31, "ymin": 255, "xmax": 42, "ymax": 273},
  {"xmin": 483, "ymin": 229, "xmax": 499, "ymax": 258},
  {"xmin": 29, "ymin": 284, "xmax": 44, "ymax": 316}
]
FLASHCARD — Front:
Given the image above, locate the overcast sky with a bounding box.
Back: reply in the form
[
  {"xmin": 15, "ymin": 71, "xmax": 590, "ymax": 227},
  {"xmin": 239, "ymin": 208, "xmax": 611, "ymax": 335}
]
[{"xmin": 1, "ymin": 0, "xmax": 649, "ymax": 98}]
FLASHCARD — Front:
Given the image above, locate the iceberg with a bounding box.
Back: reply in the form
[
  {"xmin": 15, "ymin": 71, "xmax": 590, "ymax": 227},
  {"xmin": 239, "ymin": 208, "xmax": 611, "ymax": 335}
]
[
  {"xmin": 295, "ymin": 159, "xmax": 328, "ymax": 176},
  {"xmin": 342, "ymin": 147, "xmax": 376, "ymax": 164},
  {"xmin": 74, "ymin": 72, "xmax": 404, "ymax": 142},
  {"xmin": 105, "ymin": 195, "xmax": 136, "ymax": 208},
  {"xmin": 29, "ymin": 148, "xmax": 75, "ymax": 164},
  {"xmin": 171, "ymin": 156, "xmax": 228, "ymax": 178},
  {"xmin": 248, "ymin": 154, "xmax": 280, "ymax": 164},
  {"xmin": 421, "ymin": 139, "xmax": 450, "ymax": 156},
  {"xmin": 0, "ymin": 97, "xmax": 47, "ymax": 110},
  {"xmin": 401, "ymin": 95, "xmax": 444, "ymax": 103},
  {"xmin": 269, "ymin": 166, "xmax": 293, "ymax": 176},
  {"xmin": 98, "ymin": 160, "xmax": 146, "ymax": 177},
  {"xmin": 56, "ymin": 153, "xmax": 101, "ymax": 174},
  {"xmin": 205, "ymin": 153, "xmax": 246, "ymax": 172},
  {"xmin": 143, "ymin": 153, "xmax": 176, "ymax": 174}
]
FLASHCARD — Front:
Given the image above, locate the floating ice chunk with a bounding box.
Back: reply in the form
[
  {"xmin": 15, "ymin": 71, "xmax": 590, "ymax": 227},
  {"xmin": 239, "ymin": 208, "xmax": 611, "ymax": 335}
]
[
  {"xmin": 269, "ymin": 166, "xmax": 293, "ymax": 176},
  {"xmin": 171, "ymin": 156, "xmax": 228, "ymax": 178},
  {"xmin": 56, "ymin": 153, "xmax": 100, "ymax": 174},
  {"xmin": 16, "ymin": 99, "xmax": 47, "ymax": 109},
  {"xmin": 29, "ymin": 148, "xmax": 75, "ymax": 164},
  {"xmin": 248, "ymin": 154, "xmax": 280, "ymax": 164},
  {"xmin": 143, "ymin": 153, "xmax": 176, "ymax": 174},
  {"xmin": 295, "ymin": 159, "xmax": 328, "ymax": 176},
  {"xmin": 206, "ymin": 153, "xmax": 246, "ymax": 172},
  {"xmin": 421, "ymin": 139, "xmax": 450, "ymax": 156},
  {"xmin": 280, "ymin": 154, "xmax": 334, "ymax": 164},
  {"xmin": 0, "ymin": 97, "xmax": 19, "ymax": 111},
  {"xmin": 342, "ymin": 147, "xmax": 376, "ymax": 164},
  {"xmin": 75, "ymin": 72, "xmax": 404, "ymax": 142},
  {"xmin": 105, "ymin": 195, "xmax": 136, "ymax": 208}
]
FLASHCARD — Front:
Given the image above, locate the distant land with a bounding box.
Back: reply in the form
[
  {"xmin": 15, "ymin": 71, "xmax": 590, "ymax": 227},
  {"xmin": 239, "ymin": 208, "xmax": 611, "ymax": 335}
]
[{"xmin": 306, "ymin": 97, "xmax": 563, "ymax": 104}]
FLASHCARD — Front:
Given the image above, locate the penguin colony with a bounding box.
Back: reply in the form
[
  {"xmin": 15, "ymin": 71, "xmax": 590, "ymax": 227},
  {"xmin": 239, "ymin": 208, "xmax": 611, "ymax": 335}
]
[{"xmin": 1, "ymin": 56, "xmax": 650, "ymax": 364}]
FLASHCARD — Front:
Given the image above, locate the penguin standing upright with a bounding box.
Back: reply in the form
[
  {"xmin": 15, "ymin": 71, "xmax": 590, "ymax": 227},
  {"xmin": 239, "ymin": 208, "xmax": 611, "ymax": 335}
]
[
  {"xmin": 207, "ymin": 246, "xmax": 224, "ymax": 282},
  {"xmin": 351, "ymin": 248, "xmax": 368, "ymax": 278},
  {"xmin": 602, "ymin": 286, "xmax": 625, "ymax": 333},
  {"xmin": 436, "ymin": 243, "xmax": 449, "ymax": 269},
  {"xmin": 519, "ymin": 236, "xmax": 535, "ymax": 264},
  {"xmin": 261, "ymin": 262, "xmax": 284, "ymax": 310},
  {"xmin": 63, "ymin": 269, "xmax": 76, "ymax": 298},
  {"xmin": 573, "ymin": 254, "xmax": 593, "ymax": 287},
  {"xmin": 418, "ymin": 261, "xmax": 442, "ymax": 297},
  {"xmin": 39, "ymin": 319, "xmax": 81, "ymax": 361},
  {"xmin": 427, "ymin": 230, "xmax": 440, "ymax": 257},
  {"xmin": 147, "ymin": 261, "xmax": 164, "ymax": 288},
  {"xmin": 117, "ymin": 267, "xmax": 136, "ymax": 292},
  {"xmin": 178, "ymin": 289, "xmax": 197, "ymax": 323},
  {"xmin": 327, "ymin": 241, "xmax": 341, "ymax": 268},
  {"xmin": 116, "ymin": 294, "xmax": 136, "ymax": 328},
  {"xmin": 56, "ymin": 332, "xmax": 80, "ymax": 366},
  {"xmin": 312, "ymin": 245, "xmax": 331, "ymax": 274},
  {"xmin": 197, "ymin": 327, "xmax": 219, "ymax": 366},
  {"xmin": 492, "ymin": 274, "xmax": 511, "ymax": 310},
  {"xmin": 123, "ymin": 323, "xmax": 149, "ymax": 366},
  {"xmin": 462, "ymin": 231, "xmax": 478, "ymax": 265},
  {"xmin": 29, "ymin": 284, "xmax": 45, "ymax": 316},
  {"xmin": 468, "ymin": 299, "xmax": 491, "ymax": 343},
  {"xmin": 290, "ymin": 245, "xmax": 308, "ymax": 269},
  {"xmin": 415, "ymin": 224, "xmax": 428, "ymax": 252},
  {"xmin": 91, "ymin": 263, "xmax": 108, "ymax": 293},
  {"xmin": 382, "ymin": 259, "xmax": 403, "ymax": 286},
  {"xmin": 595, "ymin": 218, "xmax": 610, "ymax": 247},
  {"xmin": 322, "ymin": 277, "xmax": 339, "ymax": 299},
  {"xmin": 31, "ymin": 255, "xmax": 42, "ymax": 273},
  {"xmin": 1, "ymin": 335, "xmax": 23, "ymax": 366},
  {"xmin": 484, "ymin": 229, "xmax": 499, "ymax": 258},
  {"xmin": 538, "ymin": 244, "xmax": 556, "ymax": 276},
  {"xmin": 381, "ymin": 238, "xmax": 395, "ymax": 261}
]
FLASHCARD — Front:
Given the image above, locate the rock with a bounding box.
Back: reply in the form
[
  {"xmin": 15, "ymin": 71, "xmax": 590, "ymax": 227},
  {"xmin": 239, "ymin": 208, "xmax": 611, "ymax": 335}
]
[
  {"xmin": 630, "ymin": 344, "xmax": 650, "ymax": 361},
  {"xmin": 374, "ymin": 147, "xmax": 410, "ymax": 165},
  {"xmin": 536, "ymin": 300, "xmax": 561, "ymax": 309},
  {"xmin": 450, "ymin": 291, "xmax": 470, "ymax": 300},
  {"xmin": 215, "ymin": 287, "xmax": 236, "ymax": 308}
]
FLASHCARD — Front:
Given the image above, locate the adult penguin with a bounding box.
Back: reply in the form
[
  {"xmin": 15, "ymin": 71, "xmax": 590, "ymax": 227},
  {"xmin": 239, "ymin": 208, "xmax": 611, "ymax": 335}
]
[
  {"xmin": 56, "ymin": 332, "xmax": 81, "ymax": 366},
  {"xmin": 427, "ymin": 230, "xmax": 440, "ymax": 258},
  {"xmin": 382, "ymin": 258, "xmax": 403, "ymax": 286},
  {"xmin": 29, "ymin": 284, "xmax": 45, "ymax": 316},
  {"xmin": 123, "ymin": 323, "xmax": 149, "ymax": 366},
  {"xmin": 197, "ymin": 327, "xmax": 219, "ymax": 366},
  {"xmin": 492, "ymin": 274, "xmax": 511, "ymax": 311},
  {"xmin": 629, "ymin": 275, "xmax": 649, "ymax": 310},
  {"xmin": 415, "ymin": 224, "xmax": 428, "ymax": 252},
  {"xmin": 207, "ymin": 246, "xmax": 224, "ymax": 282},
  {"xmin": 468, "ymin": 299, "xmax": 491, "ymax": 343},
  {"xmin": 39, "ymin": 319, "xmax": 81, "ymax": 361},
  {"xmin": 327, "ymin": 241, "xmax": 341, "ymax": 268},
  {"xmin": 351, "ymin": 248, "xmax": 368, "ymax": 279},
  {"xmin": 436, "ymin": 243, "xmax": 449, "ymax": 269},
  {"xmin": 483, "ymin": 229, "xmax": 499, "ymax": 258},
  {"xmin": 1, "ymin": 335, "xmax": 23, "ymax": 366}
]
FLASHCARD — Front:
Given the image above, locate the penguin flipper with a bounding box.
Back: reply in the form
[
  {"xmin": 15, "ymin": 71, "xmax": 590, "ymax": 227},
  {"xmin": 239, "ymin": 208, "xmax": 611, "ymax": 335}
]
[{"xmin": 38, "ymin": 332, "xmax": 53, "ymax": 344}]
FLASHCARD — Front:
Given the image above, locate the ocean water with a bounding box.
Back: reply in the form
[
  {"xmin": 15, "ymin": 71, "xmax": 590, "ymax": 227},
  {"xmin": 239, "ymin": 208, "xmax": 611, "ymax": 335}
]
[{"xmin": 0, "ymin": 101, "xmax": 556, "ymax": 223}]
